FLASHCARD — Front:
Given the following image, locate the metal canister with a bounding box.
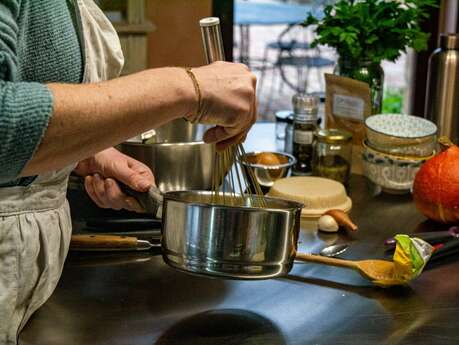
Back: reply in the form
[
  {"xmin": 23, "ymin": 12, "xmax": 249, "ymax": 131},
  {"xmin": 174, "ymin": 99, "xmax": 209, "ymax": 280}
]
[
  {"xmin": 284, "ymin": 114, "xmax": 294, "ymax": 154},
  {"xmin": 275, "ymin": 110, "xmax": 293, "ymax": 140},
  {"xmin": 425, "ymin": 34, "xmax": 459, "ymax": 143}
]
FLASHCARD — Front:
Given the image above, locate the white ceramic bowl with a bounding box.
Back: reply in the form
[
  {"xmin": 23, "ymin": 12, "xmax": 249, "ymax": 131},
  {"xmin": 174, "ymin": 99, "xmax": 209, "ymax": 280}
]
[
  {"xmin": 365, "ymin": 114, "xmax": 437, "ymax": 156},
  {"xmin": 268, "ymin": 176, "xmax": 352, "ymax": 219},
  {"xmin": 362, "ymin": 140, "xmax": 433, "ymax": 194}
]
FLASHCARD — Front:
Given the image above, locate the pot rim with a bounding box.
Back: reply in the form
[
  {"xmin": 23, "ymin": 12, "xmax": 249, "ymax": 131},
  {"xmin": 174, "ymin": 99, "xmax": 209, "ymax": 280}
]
[
  {"xmin": 121, "ymin": 140, "xmax": 208, "ymax": 147},
  {"xmin": 163, "ymin": 190, "xmax": 304, "ymax": 213}
]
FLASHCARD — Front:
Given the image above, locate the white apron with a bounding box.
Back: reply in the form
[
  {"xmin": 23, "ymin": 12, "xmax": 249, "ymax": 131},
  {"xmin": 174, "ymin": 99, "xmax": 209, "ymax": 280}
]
[{"xmin": 0, "ymin": 1, "xmax": 124, "ymax": 344}]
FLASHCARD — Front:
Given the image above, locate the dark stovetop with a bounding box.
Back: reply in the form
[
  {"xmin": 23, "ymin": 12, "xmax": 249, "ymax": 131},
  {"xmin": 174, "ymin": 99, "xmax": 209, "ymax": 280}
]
[
  {"xmin": 68, "ymin": 182, "xmax": 161, "ymax": 238},
  {"xmin": 20, "ymin": 174, "xmax": 459, "ymax": 345}
]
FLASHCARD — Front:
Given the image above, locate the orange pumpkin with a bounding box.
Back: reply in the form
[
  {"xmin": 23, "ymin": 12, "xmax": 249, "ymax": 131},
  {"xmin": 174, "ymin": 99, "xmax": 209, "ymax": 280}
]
[{"xmin": 413, "ymin": 145, "xmax": 459, "ymax": 223}]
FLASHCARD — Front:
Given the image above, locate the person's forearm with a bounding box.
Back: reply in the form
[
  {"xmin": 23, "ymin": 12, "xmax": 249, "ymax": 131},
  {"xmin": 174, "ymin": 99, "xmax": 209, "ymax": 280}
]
[{"xmin": 21, "ymin": 67, "xmax": 195, "ymax": 176}]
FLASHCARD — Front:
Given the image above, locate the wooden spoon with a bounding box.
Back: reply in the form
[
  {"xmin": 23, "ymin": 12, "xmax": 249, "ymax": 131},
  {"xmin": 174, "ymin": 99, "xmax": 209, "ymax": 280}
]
[{"xmin": 295, "ymin": 252, "xmax": 404, "ymax": 287}]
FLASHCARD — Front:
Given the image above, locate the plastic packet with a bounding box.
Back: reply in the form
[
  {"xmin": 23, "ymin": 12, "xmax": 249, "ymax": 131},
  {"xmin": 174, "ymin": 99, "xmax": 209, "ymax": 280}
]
[{"xmin": 392, "ymin": 234, "xmax": 433, "ymax": 281}]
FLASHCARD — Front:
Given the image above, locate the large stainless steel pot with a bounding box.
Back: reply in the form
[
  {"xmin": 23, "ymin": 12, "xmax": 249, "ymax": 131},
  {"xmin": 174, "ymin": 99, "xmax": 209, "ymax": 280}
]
[
  {"xmin": 119, "ymin": 119, "xmax": 215, "ymax": 192},
  {"xmin": 161, "ymin": 191, "xmax": 303, "ymax": 279}
]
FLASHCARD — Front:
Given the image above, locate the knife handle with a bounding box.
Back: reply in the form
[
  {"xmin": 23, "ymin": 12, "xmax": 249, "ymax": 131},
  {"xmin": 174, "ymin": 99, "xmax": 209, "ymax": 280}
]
[
  {"xmin": 70, "ymin": 234, "xmax": 138, "ymax": 250},
  {"xmin": 384, "ymin": 229, "xmax": 458, "ymax": 246},
  {"xmin": 430, "ymin": 239, "xmax": 459, "ymax": 261}
]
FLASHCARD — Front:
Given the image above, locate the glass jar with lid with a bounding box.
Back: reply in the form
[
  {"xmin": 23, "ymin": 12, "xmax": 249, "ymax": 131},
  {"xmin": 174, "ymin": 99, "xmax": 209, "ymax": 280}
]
[{"xmin": 312, "ymin": 128, "xmax": 353, "ymax": 184}]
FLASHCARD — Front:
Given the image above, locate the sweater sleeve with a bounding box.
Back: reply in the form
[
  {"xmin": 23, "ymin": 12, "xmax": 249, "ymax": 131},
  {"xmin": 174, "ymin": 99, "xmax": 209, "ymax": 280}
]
[{"xmin": 0, "ymin": 1, "xmax": 53, "ymax": 184}]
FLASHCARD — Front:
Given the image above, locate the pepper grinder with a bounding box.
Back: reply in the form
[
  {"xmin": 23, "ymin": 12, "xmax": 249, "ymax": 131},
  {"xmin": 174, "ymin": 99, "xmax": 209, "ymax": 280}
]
[
  {"xmin": 291, "ymin": 94, "xmax": 319, "ymax": 176},
  {"xmin": 424, "ymin": 33, "xmax": 459, "ymax": 143}
]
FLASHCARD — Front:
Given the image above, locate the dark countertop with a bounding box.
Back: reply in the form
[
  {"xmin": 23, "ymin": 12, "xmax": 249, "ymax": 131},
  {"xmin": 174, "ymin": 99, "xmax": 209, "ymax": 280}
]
[{"xmin": 20, "ymin": 124, "xmax": 459, "ymax": 345}]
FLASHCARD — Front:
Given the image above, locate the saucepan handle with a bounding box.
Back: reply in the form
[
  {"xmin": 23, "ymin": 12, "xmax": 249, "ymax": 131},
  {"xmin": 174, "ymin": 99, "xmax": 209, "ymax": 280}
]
[{"xmin": 119, "ymin": 183, "xmax": 164, "ymax": 219}]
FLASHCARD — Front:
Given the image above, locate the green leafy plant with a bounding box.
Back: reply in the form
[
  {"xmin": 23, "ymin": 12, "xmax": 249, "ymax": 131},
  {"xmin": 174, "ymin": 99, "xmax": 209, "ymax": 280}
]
[
  {"xmin": 304, "ymin": 0, "xmax": 437, "ymax": 64},
  {"xmin": 383, "ymin": 87, "xmax": 404, "ymax": 113}
]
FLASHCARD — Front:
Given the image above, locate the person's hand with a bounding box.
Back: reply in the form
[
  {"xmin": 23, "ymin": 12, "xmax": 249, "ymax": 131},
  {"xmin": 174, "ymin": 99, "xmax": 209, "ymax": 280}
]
[
  {"xmin": 74, "ymin": 148, "xmax": 155, "ymax": 212},
  {"xmin": 189, "ymin": 61, "xmax": 257, "ymax": 150}
]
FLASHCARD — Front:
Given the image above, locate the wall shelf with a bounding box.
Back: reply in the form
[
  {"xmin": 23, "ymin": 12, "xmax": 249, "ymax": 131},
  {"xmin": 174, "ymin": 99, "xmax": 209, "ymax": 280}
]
[{"xmin": 99, "ymin": 0, "xmax": 155, "ymax": 74}]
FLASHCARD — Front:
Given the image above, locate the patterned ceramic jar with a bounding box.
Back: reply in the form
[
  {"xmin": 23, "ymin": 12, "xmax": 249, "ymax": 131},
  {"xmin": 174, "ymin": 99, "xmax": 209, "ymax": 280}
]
[
  {"xmin": 362, "ymin": 140, "xmax": 434, "ymax": 194},
  {"xmin": 365, "ymin": 114, "xmax": 437, "ymax": 156}
]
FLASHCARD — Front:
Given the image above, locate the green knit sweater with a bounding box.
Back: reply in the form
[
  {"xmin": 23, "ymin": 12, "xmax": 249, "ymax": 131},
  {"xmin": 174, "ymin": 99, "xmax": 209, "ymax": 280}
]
[{"xmin": 0, "ymin": 0, "xmax": 82, "ymax": 185}]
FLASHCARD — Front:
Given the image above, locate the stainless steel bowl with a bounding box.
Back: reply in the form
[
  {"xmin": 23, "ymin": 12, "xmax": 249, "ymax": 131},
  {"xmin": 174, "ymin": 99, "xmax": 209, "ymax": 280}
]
[
  {"xmin": 239, "ymin": 151, "xmax": 296, "ymax": 193},
  {"xmin": 119, "ymin": 119, "xmax": 215, "ymax": 192},
  {"xmin": 161, "ymin": 191, "xmax": 303, "ymax": 279}
]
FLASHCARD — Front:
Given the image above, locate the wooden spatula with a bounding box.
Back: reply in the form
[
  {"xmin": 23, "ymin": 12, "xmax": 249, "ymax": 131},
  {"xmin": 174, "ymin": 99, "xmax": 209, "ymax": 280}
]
[{"xmin": 295, "ymin": 253, "xmax": 403, "ymax": 287}]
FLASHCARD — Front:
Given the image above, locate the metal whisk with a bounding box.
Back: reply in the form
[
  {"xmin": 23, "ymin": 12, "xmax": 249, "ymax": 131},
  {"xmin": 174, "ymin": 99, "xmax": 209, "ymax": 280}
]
[{"xmin": 199, "ymin": 17, "xmax": 265, "ymax": 207}]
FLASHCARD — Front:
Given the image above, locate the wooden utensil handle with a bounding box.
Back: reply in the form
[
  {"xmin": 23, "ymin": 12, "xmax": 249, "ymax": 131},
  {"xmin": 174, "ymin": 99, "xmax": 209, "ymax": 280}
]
[
  {"xmin": 71, "ymin": 235, "xmax": 138, "ymax": 249},
  {"xmin": 295, "ymin": 252, "xmax": 359, "ymax": 270}
]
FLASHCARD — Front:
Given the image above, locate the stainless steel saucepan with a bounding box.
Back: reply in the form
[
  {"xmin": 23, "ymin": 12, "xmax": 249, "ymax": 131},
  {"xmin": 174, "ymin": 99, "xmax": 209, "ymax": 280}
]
[
  {"xmin": 161, "ymin": 191, "xmax": 303, "ymax": 279},
  {"xmin": 81, "ymin": 186, "xmax": 303, "ymax": 280}
]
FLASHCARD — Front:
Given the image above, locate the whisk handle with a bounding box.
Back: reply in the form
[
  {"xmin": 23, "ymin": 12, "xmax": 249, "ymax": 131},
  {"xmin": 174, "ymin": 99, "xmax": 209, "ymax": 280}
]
[{"xmin": 200, "ymin": 17, "xmax": 226, "ymax": 63}]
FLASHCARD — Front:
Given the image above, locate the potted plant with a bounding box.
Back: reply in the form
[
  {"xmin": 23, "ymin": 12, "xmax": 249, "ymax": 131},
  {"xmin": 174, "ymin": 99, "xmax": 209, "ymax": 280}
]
[{"xmin": 303, "ymin": 0, "xmax": 437, "ymax": 113}]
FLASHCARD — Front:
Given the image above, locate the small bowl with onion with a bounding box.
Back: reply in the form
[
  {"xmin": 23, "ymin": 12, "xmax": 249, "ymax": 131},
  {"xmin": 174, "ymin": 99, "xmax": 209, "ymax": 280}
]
[
  {"xmin": 239, "ymin": 151, "xmax": 296, "ymax": 194},
  {"xmin": 365, "ymin": 114, "xmax": 437, "ymax": 156}
]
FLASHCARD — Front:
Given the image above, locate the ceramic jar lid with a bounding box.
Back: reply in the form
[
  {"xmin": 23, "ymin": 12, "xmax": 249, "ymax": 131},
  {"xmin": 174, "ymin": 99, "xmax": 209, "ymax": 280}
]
[{"xmin": 268, "ymin": 176, "xmax": 352, "ymax": 218}]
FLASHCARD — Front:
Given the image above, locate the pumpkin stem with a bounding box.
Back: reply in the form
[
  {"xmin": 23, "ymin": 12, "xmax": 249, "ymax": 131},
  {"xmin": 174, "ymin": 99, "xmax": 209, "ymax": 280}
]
[{"xmin": 438, "ymin": 136, "xmax": 454, "ymax": 151}]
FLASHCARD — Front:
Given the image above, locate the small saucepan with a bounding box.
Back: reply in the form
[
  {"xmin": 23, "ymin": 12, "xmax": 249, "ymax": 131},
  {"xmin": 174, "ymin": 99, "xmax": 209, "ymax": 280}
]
[
  {"xmin": 161, "ymin": 191, "xmax": 303, "ymax": 279},
  {"xmin": 76, "ymin": 186, "xmax": 304, "ymax": 280}
]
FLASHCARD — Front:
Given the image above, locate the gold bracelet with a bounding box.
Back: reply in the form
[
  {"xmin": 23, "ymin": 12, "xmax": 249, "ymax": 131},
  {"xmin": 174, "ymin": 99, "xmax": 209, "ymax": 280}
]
[{"xmin": 182, "ymin": 67, "xmax": 203, "ymax": 123}]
